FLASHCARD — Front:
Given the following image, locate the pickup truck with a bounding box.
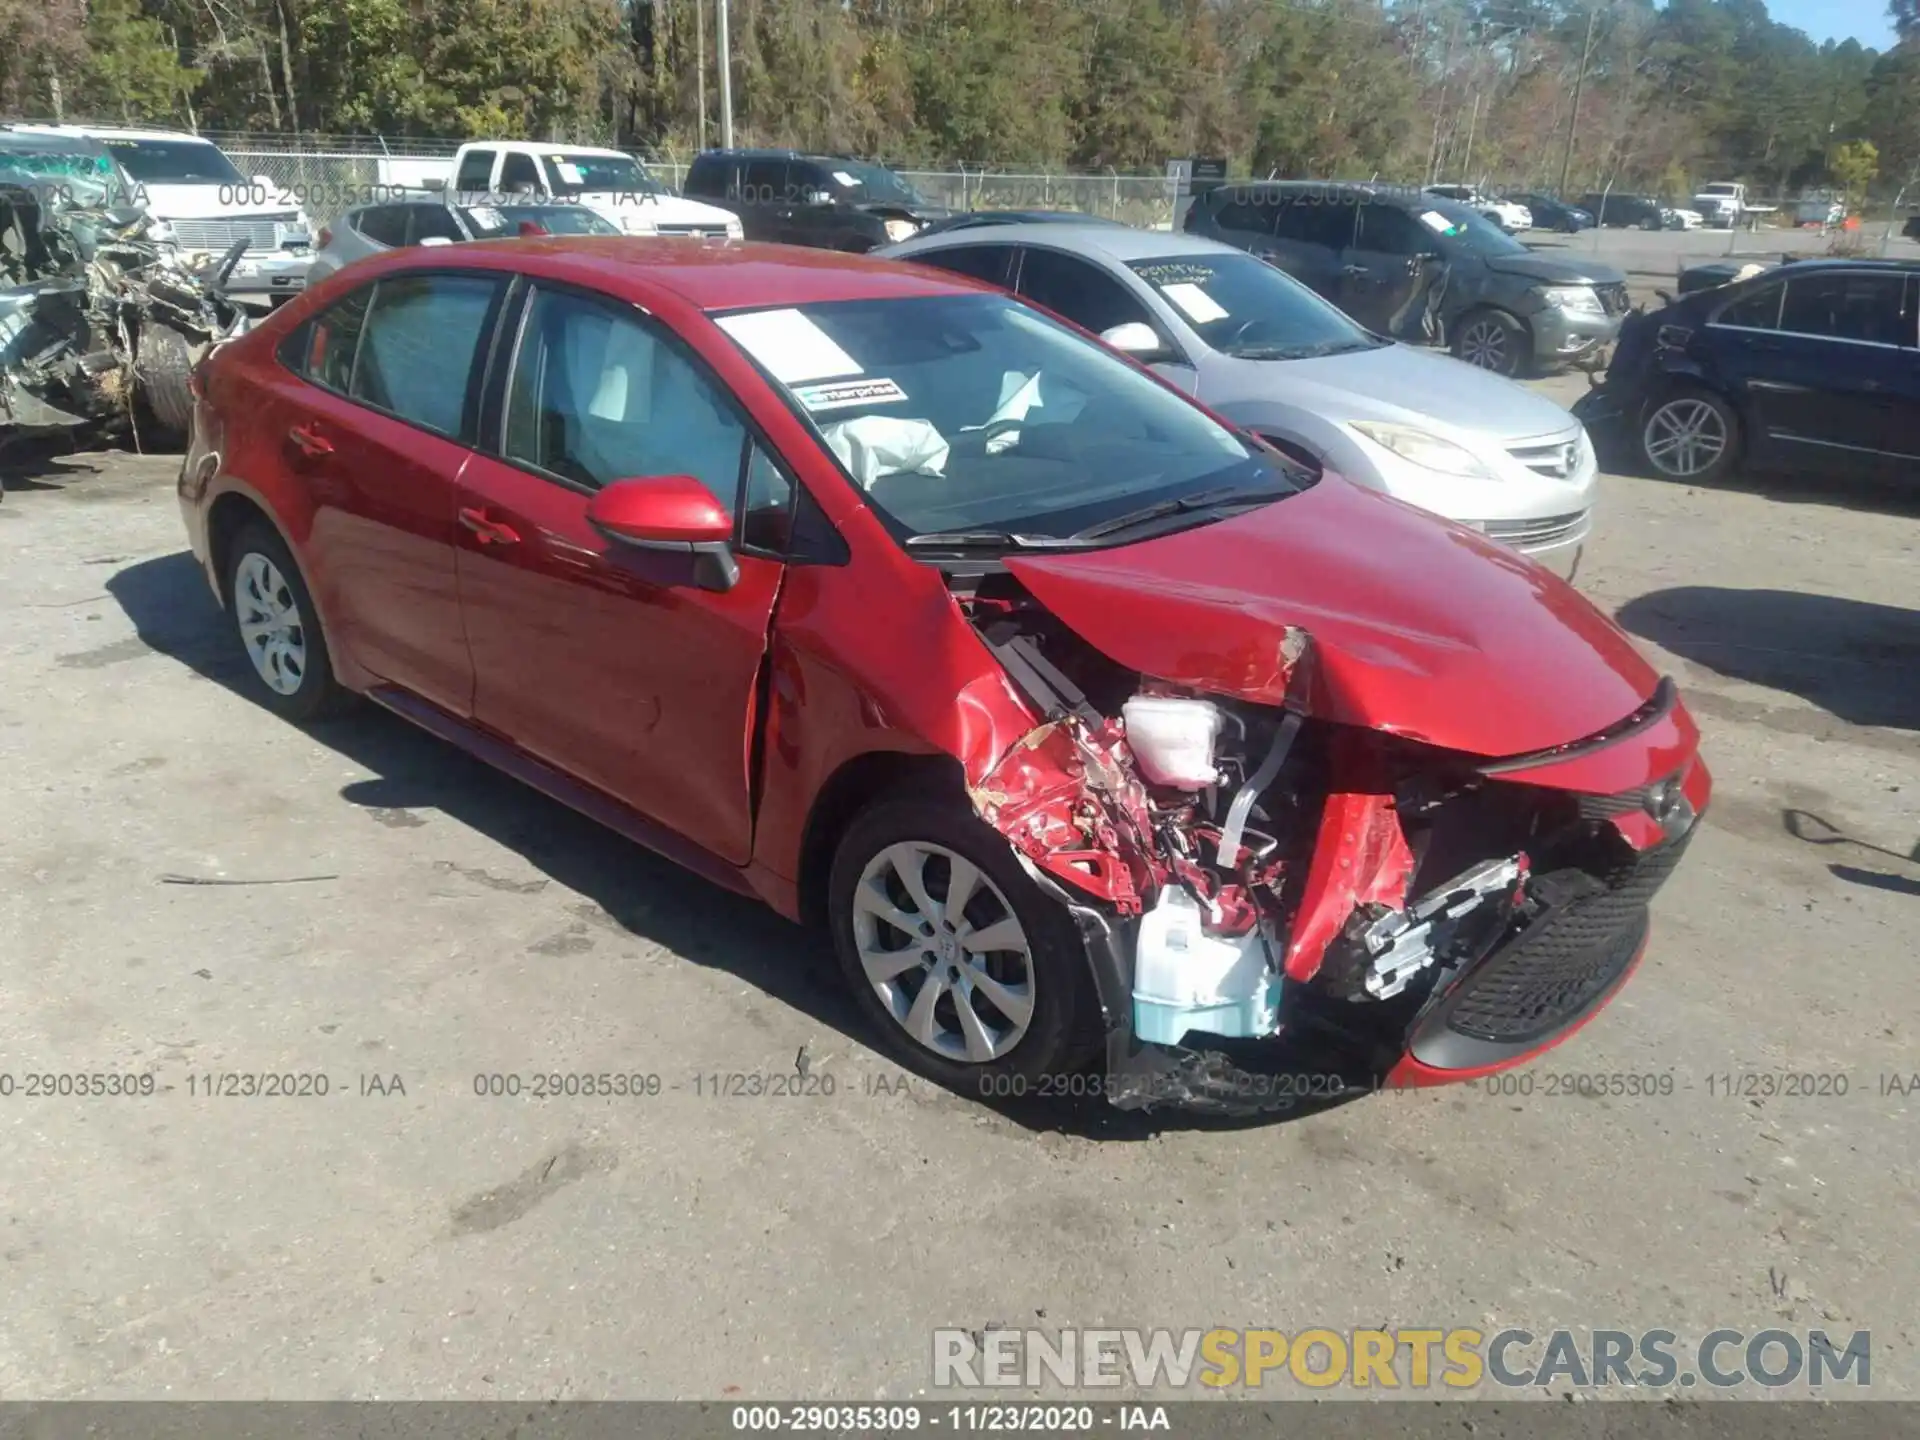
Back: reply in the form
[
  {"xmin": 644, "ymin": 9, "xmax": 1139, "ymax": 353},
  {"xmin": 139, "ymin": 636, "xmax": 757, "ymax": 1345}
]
[
  {"xmin": 1689, "ymin": 182, "xmax": 1777, "ymax": 230},
  {"xmin": 441, "ymin": 141, "xmax": 742, "ymax": 240}
]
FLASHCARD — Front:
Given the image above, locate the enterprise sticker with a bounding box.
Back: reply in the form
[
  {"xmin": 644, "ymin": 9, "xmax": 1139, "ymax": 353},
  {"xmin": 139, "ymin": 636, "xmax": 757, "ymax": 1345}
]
[{"xmin": 794, "ymin": 377, "xmax": 908, "ymax": 411}]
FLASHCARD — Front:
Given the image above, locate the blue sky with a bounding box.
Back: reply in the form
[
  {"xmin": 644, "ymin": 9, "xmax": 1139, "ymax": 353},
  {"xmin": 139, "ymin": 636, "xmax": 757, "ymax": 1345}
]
[{"xmin": 1764, "ymin": 0, "xmax": 1899, "ymax": 46}]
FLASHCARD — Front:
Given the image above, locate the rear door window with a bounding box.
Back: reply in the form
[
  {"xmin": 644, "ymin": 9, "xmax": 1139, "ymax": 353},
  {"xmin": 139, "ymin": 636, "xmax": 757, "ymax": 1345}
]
[
  {"xmin": 1274, "ymin": 198, "xmax": 1357, "ymax": 251},
  {"xmin": 741, "ymin": 159, "xmax": 788, "ymax": 204},
  {"xmin": 350, "ymin": 273, "xmax": 503, "ymax": 439},
  {"xmin": 1715, "ymin": 283, "xmax": 1784, "ymax": 331},
  {"xmin": 353, "ymin": 206, "xmax": 410, "ymax": 247},
  {"xmin": 910, "ymin": 244, "xmax": 1016, "ymax": 287},
  {"xmin": 454, "ymin": 149, "xmax": 495, "ymax": 192},
  {"xmin": 303, "ymin": 286, "xmax": 373, "ymax": 392},
  {"xmin": 1210, "ymin": 193, "xmax": 1280, "ymax": 235}
]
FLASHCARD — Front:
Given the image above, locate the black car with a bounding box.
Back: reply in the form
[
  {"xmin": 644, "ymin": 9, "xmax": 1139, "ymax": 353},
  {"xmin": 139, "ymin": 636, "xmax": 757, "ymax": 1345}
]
[
  {"xmin": 1574, "ymin": 259, "xmax": 1920, "ymax": 484},
  {"xmin": 1578, "ymin": 192, "xmax": 1670, "ymax": 230},
  {"xmin": 909, "ymin": 209, "xmax": 1125, "ymax": 236},
  {"xmin": 1184, "ymin": 180, "xmax": 1628, "ymax": 376},
  {"xmin": 1509, "ymin": 192, "xmax": 1594, "ymax": 233},
  {"xmin": 681, "ymin": 149, "xmax": 952, "ymax": 250},
  {"xmin": 1905, "ymin": 213, "xmax": 1920, "ymax": 242}
]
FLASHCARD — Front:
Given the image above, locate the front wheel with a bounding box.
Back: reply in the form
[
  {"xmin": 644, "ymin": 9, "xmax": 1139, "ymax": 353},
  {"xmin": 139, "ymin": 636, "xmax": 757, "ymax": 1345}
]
[
  {"xmin": 1638, "ymin": 385, "xmax": 1740, "ymax": 482},
  {"xmin": 827, "ymin": 796, "xmax": 1100, "ymax": 1090},
  {"xmin": 1451, "ymin": 308, "xmax": 1528, "ymax": 377}
]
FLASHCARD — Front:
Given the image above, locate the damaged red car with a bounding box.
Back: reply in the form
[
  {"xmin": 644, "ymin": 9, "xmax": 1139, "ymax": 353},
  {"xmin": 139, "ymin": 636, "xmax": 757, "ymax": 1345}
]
[{"xmin": 178, "ymin": 238, "xmax": 1710, "ymax": 1112}]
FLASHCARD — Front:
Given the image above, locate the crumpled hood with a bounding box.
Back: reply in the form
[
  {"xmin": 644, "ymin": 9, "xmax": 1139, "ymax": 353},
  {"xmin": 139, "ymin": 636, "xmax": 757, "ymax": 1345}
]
[
  {"xmin": 1005, "ymin": 475, "xmax": 1660, "ymax": 758},
  {"xmin": 1482, "ymin": 251, "xmax": 1626, "ymax": 286}
]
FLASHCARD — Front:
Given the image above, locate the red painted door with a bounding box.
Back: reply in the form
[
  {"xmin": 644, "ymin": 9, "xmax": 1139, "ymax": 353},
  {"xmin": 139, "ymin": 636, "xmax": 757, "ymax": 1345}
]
[
  {"xmin": 276, "ymin": 272, "xmax": 505, "ymax": 716},
  {"xmin": 452, "ymin": 285, "xmax": 783, "ymax": 866}
]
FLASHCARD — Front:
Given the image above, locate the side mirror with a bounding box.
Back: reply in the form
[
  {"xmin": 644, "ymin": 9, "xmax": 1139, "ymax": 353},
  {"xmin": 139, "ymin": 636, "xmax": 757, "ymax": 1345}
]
[
  {"xmin": 805, "ymin": 189, "xmax": 835, "ymax": 207},
  {"xmin": 1100, "ymin": 321, "xmax": 1171, "ymax": 362},
  {"xmin": 586, "ymin": 475, "xmax": 739, "ymax": 593}
]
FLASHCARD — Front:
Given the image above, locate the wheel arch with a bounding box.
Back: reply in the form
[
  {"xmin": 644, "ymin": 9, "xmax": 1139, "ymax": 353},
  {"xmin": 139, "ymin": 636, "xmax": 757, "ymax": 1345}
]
[
  {"xmin": 795, "ymin": 750, "xmax": 968, "ymax": 930},
  {"xmin": 207, "ymin": 491, "xmax": 286, "ymax": 607}
]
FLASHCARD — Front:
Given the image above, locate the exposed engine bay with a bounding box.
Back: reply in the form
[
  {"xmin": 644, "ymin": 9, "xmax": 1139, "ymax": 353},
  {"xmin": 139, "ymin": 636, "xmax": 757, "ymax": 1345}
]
[
  {"xmin": 950, "ymin": 569, "xmax": 1699, "ymax": 1114},
  {"xmin": 0, "ymin": 138, "xmax": 246, "ymax": 445}
]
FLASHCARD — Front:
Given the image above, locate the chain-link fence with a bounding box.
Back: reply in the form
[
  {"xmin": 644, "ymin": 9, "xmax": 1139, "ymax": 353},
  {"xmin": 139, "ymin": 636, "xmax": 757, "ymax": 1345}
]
[{"xmin": 222, "ymin": 145, "xmax": 1177, "ymax": 228}]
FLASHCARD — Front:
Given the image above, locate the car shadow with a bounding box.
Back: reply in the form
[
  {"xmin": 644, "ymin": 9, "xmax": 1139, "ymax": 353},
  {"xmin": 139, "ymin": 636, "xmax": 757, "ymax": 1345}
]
[
  {"xmin": 107, "ymin": 550, "xmax": 1339, "ymax": 1141},
  {"xmin": 1616, "ymin": 587, "xmax": 1920, "ymax": 731}
]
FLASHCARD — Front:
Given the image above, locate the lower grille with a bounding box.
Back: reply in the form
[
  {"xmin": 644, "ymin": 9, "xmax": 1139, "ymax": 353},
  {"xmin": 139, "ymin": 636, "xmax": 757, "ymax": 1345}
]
[
  {"xmin": 1482, "ymin": 510, "xmax": 1589, "ymax": 549},
  {"xmin": 1434, "ymin": 826, "xmax": 1694, "ymax": 1046},
  {"xmin": 654, "ymin": 223, "xmax": 721, "ymax": 238}
]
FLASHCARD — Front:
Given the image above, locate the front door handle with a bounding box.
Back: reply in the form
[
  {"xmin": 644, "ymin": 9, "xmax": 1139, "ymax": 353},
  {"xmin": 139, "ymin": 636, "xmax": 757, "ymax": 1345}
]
[
  {"xmin": 287, "ymin": 422, "xmax": 333, "ymax": 457},
  {"xmin": 1341, "ymin": 264, "xmax": 1371, "ymax": 278},
  {"xmin": 458, "ymin": 507, "xmax": 521, "ymax": 546}
]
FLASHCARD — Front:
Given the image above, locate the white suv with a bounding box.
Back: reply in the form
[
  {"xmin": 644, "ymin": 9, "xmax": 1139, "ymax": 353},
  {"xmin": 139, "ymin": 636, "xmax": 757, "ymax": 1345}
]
[
  {"xmin": 446, "ymin": 141, "xmax": 742, "ymax": 239},
  {"xmin": 9, "ymin": 125, "xmax": 313, "ymax": 311}
]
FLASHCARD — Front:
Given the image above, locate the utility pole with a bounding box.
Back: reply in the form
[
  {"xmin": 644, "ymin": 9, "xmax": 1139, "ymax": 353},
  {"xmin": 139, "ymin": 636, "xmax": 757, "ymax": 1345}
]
[
  {"xmin": 1558, "ymin": 6, "xmax": 1599, "ymax": 196},
  {"xmin": 696, "ymin": 0, "xmax": 708, "ymax": 151},
  {"xmin": 716, "ymin": 0, "xmax": 734, "ymax": 149}
]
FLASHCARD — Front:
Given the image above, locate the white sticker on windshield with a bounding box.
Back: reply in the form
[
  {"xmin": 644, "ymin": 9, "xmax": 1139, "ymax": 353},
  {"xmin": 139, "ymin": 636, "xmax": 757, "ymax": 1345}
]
[
  {"xmin": 833, "ymin": 171, "xmax": 857, "ymax": 186},
  {"xmin": 794, "ymin": 377, "xmax": 907, "ymax": 412},
  {"xmin": 1419, "ymin": 210, "xmax": 1456, "ymax": 234},
  {"xmin": 554, "ymin": 162, "xmax": 585, "ymax": 185},
  {"xmin": 467, "ymin": 206, "xmax": 504, "ymax": 231},
  {"xmin": 1161, "ymin": 281, "xmax": 1229, "ymax": 324},
  {"xmin": 715, "ymin": 308, "xmax": 864, "ymax": 384}
]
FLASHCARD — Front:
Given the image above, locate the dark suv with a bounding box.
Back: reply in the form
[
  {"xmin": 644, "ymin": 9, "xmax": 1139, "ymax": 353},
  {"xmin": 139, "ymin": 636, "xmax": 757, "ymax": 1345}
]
[
  {"xmin": 681, "ymin": 149, "xmax": 952, "ymax": 251},
  {"xmin": 1578, "ymin": 192, "xmax": 1672, "ymax": 230},
  {"xmin": 1185, "ymin": 181, "xmax": 1629, "ymax": 376}
]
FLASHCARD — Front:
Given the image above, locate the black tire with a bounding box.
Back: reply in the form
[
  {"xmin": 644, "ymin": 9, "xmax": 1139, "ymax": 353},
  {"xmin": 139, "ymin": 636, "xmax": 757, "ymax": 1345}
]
[
  {"xmin": 223, "ymin": 522, "xmax": 353, "ymax": 722},
  {"xmin": 1636, "ymin": 383, "xmax": 1742, "ymax": 484},
  {"xmin": 132, "ymin": 321, "xmax": 196, "ymax": 449},
  {"xmin": 1450, "ymin": 306, "xmax": 1529, "ymax": 378},
  {"xmin": 827, "ymin": 794, "xmax": 1101, "ymax": 1092}
]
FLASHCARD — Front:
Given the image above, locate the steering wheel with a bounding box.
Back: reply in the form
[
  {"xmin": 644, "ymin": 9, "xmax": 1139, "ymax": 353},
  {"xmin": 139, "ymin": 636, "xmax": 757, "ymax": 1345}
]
[{"xmin": 1222, "ymin": 315, "xmax": 1288, "ymax": 350}]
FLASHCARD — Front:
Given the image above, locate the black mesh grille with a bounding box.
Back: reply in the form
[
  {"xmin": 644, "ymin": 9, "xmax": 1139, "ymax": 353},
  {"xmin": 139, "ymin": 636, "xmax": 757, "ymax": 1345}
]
[{"xmin": 1438, "ymin": 826, "xmax": 1693, "ymax": 1045}]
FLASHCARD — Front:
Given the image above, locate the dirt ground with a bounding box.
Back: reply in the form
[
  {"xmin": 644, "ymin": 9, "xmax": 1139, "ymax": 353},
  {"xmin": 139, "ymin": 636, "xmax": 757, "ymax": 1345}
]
[{"xmin": 1, "ymin": 409, "xmax": 1916, "ymax": 1401}]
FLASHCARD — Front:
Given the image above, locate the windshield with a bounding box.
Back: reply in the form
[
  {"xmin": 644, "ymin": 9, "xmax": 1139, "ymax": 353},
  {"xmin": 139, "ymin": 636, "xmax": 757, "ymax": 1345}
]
[
  {"xmin": 1127, "ymin": 252, "xmax": 1382, "ymax": 359},
  {"xmin": 105, "ymin": 139, "xmax": 245, "ymax": 185},
  {"xmin": 824, "ymin": 161, "xmax": 924, "ymax": 206},
  {"xmin": 542, "ymin": 152, "xmax": 664, "ymax": 197},
  {"xmin": 714, "ymin": 293, "xmax": 1300, "ymax": 546},
  {"xmin": 0, "ymin": 146, "xmax": 124, "ymax": 206},
  {"xmin": 1422, "ymin": 198, "xmax": 1530, "ymax": 258},
  {"xmin": 462, "ymin": 202, "xmax": 620, "ymax": 237}
]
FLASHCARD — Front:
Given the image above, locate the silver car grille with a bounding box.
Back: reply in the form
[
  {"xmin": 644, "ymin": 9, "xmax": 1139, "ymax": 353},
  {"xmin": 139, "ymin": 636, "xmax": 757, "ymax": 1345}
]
[
  {"xmin": 170, "ymin": 213, "xmax": 306, "ymax": 252},
  {"xmin": 1483, "ymin": 511, "xmax": 1590, "ymax": 550},
  {"xmin": 1507, "ymin": 434, "xmax": 1587, "ymax": 480},
  {"xmin": 654, "ymin": 222, "xmax": 721, "ymax": 238}
]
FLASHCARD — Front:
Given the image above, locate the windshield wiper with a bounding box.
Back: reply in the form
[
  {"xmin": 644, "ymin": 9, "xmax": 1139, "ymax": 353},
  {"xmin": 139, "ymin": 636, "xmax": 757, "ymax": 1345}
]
[
  {"xmin": 904, "ymin": 529, "xmax": 1088, "ymax": 552},
  {"xmin": 1068, "ymin": 484, "xmax": 1290, "ymax": 543}
]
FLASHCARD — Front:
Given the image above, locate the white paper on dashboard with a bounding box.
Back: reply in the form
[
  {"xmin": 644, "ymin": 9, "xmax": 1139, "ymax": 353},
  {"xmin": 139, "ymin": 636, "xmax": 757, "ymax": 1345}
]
[
  {"xmin": 715, "ymin": 309, "xmax": 864, "ymax": 384},
  {"xmin": 1161, "ymin": 282, "xmax": 1229, "ymax": 324},
  {"xmin": 1418, "ymin": 210, "xmax": 1455, "ymax": 233}
]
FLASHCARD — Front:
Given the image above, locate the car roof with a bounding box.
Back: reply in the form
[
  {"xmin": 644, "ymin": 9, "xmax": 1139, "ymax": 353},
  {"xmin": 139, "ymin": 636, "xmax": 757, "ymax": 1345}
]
[
  {"xmin": 7, "ymin": 123, "xmax": 204, "ymax": 143},
  {"xmin": 475, "ymin": 140, "xmax": 628, "ymax": 158},
  {"xmin": 358, "ymin": 236, "xmax": 988, "ymax": 310},
  {"xmin": 899, "ymin": 221, "xmax": 1246, "ymax": 265}
]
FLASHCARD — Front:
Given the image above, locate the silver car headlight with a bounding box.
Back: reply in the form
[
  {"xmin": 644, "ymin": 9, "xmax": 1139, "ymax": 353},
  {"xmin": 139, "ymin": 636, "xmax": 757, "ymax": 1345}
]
[
  {"xmin": 883, "ymin": 218, "xmax": 921, "ymax": 243},
  {"xmin": 620, "ymin": 211, "xmax": 660, "ymax": 235},
  {"xmin": 1350, "ymin": 421, "xmax": 1495, "ymax": 479},
  {"xmin": 1544, "ymin": 285, "xmax": 1605, "ymax": 316}
]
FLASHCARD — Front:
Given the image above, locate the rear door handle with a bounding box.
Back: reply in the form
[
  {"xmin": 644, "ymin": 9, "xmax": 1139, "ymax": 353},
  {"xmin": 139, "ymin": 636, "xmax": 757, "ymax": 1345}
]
[
  {"xmin": 1341, "ymin": 264, "xmax": 1370, "ymax": 277},
  {"xmin": 458, "ymin": 507, "xmax": 521, "ymax": 546},
  {"xmin": 287, "ymin": 422, "xmax": 333, "ymax": 456}
]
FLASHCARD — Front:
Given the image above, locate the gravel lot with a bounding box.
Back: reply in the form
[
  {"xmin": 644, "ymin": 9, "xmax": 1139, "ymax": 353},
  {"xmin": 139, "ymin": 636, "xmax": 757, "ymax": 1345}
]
[{"xmin": 2, "ymin": 384, "xmax": 1916, "ymax": 1401}]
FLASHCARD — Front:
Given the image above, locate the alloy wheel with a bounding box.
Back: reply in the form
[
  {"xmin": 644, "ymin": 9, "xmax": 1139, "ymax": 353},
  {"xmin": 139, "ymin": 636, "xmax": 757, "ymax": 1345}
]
[
  {"xmin": 1642, "ymin": 398, "xmax": 1728, "ymax": 477},
  {"xmin": 850, "ymin": 841, "xmax": 1036, "ymax": 1063},
  {"xmin": 1458, "ymin": 319, "xmax": 1508, "ymax": 371},
  {"xmin": 234, "ymin": 551, "xmax": 308, "ymax": 696}
]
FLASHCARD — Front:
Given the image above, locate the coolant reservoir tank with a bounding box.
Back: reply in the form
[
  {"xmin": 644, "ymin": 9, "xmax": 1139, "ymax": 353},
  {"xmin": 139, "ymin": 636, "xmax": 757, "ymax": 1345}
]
[{"xmin": 1121, "ymin": 696, "xmax": 1222, "ymax": 790}]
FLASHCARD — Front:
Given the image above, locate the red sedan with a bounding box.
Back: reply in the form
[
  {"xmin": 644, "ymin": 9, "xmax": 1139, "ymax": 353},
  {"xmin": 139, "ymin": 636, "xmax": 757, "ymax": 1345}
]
[{"xmin": 178, "ymin": 237, "xmax": 1709, "ymax": 1112}]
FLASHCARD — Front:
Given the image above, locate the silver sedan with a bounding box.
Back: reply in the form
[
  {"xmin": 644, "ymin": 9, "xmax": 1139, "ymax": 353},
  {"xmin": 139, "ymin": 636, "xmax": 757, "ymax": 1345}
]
[{"xmin": 878, "ymin": 223, "xmax": 1600, "ymax": 576}]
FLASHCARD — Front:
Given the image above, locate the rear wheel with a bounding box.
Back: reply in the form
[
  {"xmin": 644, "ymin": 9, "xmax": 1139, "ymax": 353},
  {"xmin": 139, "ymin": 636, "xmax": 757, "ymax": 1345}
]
[
  {"xmin": 827, "ymin": 796, "xmax": 1099, "ymax": 1090},
  {"xmin": 225, "ymin": 523, "xmax": 353, "ymax": 722},
  {"xmin": 1638, "ymin": 385, "xmax": 1740, "ymax": 482}
]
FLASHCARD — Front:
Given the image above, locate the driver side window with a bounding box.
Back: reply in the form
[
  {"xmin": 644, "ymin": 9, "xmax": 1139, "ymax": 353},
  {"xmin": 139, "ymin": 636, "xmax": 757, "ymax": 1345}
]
[
  {"xmin": 503, "ymin": 287, "xmax": 748, "ymax": 511},
  {"xmin": 1015, "ymin": 249, "xmax": 1155, "ymax": 337}
]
